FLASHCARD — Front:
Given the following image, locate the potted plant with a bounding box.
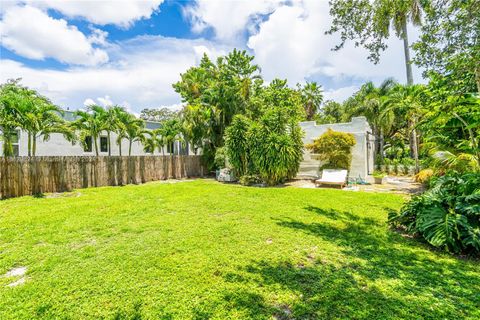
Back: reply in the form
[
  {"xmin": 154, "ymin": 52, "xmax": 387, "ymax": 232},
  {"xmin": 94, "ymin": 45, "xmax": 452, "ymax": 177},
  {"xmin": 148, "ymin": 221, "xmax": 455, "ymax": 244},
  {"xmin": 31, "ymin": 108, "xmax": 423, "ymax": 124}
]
[{"xmin": 373, "ymin": 171, "xmax": 386, "ymax": 184}]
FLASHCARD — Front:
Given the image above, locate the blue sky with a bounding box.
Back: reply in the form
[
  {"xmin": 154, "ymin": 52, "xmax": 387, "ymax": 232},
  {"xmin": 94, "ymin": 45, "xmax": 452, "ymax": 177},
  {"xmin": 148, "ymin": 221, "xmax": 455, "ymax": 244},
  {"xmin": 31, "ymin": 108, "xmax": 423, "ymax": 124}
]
[{"xmin": 0, "ymin": 0, "xmax": 423, "ymax": 113}]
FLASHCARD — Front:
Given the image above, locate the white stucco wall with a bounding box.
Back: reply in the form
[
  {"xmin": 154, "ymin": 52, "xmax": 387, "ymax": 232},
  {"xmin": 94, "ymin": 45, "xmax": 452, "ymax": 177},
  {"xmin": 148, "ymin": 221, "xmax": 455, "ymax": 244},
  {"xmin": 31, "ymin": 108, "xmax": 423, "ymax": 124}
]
[
  {"xmin": 299, "ymin": 116, "xmax": 374, "ymax": 179},
  {"xmin": 0, "ymin": 130, "xmax": 192, "ymax": 156}
]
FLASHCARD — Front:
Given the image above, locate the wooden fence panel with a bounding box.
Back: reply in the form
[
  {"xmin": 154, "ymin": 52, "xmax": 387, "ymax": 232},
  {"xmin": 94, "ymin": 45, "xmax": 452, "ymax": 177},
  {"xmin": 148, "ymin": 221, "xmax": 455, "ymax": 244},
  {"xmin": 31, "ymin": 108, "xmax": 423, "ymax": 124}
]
[{"xmin": 0, "ymin": 156, "xmax": 205, "ymax": 199}]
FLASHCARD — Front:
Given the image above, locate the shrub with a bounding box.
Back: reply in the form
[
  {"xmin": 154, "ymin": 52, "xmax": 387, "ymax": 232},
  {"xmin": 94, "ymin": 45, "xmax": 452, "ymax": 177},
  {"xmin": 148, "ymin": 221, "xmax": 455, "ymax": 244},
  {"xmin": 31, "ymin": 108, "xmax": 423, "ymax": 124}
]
[
  {"xmin": 225, "ymin": 109, "xmax": 304, "ymax": 186},
  {"xmin": 224, "ymin": 115, "xmax": 251, "ymax": 176},
  {"xmin": 389, "ymin": 172, "xmax": 480, "ymax": 255},
  {"xmin": 372, "ymin": 171, "xmax": 386, "ymax": 178},
  {"xmin": 306, "ymin": 129, "xmax": 356, "ymax": 170},
  {"xmin": 415, "ymin": 169, "xmax": 434, "ymax": 185},
  {"xmin": 238, "ymin": 174, "xmax": 262, "ymax": 186},
  {"xmin": 214, "ymin": 147, "xmax": 227, "ymax": 169}
]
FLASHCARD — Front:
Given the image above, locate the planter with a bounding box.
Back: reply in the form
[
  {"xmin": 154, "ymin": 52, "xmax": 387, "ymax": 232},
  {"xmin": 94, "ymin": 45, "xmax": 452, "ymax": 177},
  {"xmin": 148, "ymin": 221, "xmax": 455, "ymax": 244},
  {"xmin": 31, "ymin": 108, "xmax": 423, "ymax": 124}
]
[{"xmin": 374, "ymin": 176, "xmax": 384, "ymax": 184}]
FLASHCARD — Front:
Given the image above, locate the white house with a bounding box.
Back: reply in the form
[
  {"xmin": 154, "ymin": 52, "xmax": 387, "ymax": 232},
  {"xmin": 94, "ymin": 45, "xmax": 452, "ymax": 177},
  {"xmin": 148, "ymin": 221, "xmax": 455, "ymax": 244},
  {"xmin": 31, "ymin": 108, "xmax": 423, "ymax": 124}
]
[{"xmin": 0, "ymin": 110, "xmax": 193, "ymax": 157}]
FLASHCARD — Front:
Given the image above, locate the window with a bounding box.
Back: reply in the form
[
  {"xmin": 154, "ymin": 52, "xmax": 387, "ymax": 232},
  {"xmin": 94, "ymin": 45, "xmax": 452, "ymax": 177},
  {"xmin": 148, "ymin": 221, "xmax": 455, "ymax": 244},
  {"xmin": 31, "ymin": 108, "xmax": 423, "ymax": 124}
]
[
  {"xmin": 84, "ymin": 136, "xmax": 93, "ymax": 152},
  {"xmin": 12, "ymin": 130, "xmax": 20, "ymax": 156},
  {"xmin": 167, "ymin": 142, "xmax": 175, "ymax": 154},
  {"xmin": 100, "ymin": 136, "xmax": 108, "ymax": 153},
  {"xmin": 2, "ymin": 130, "xmax": 21, "ymax": 156}
]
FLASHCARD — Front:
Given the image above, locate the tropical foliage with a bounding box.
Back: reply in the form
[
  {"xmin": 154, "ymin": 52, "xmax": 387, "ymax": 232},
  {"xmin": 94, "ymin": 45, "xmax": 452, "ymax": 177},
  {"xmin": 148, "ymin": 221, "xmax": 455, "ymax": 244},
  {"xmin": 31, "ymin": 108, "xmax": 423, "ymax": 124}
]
[
  {"xmin": 389, "ymin": 172, "xmax": 480, "ymax": 255},
  {"xmin": 0, "ymin": 79, "xmax": 73, "ymax": 156},
  {"xmin": 224, "ymin": 103, "xmax": 304, "ymax": 186}
]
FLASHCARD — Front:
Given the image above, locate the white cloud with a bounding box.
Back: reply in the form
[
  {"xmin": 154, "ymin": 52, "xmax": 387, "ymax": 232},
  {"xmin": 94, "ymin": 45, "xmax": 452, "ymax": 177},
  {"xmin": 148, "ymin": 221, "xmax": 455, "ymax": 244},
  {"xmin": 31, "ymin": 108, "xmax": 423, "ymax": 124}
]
[
  {"xmin": 323, "ymin": 86, "xmax": 359, "ymax": 103},
  {"xmin": 184, "ymin": 0, "xmax": 281, "ymax": 41},
  {"xmin": 247, "ymin": 0, "xmax": 424, "ymax": 87},
  {"xmin": 0, "ymin": 36, "xmax": 231, "ymax": 112},
  {"xmin": 83, "ymin": 98, "xmax": 96, "ymax": 107},
  {"xmin": 0, "ymin": 5, "xmax": 108, "ymax": 65},
  {"xmin": 30, "ymin": 0, "xmax": 164, "ymax": 28},
  {"xmin": 97, "ymin": 95, "xmax": 113, "ymax": 107}
]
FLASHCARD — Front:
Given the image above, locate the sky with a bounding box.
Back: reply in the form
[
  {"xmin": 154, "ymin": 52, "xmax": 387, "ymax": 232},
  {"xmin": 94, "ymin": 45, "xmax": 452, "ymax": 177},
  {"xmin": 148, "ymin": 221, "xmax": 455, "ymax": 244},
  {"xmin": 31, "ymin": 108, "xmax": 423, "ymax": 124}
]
[{"xmin": 0, "ymin": 0, "xmax": 425, "ymax": 114}]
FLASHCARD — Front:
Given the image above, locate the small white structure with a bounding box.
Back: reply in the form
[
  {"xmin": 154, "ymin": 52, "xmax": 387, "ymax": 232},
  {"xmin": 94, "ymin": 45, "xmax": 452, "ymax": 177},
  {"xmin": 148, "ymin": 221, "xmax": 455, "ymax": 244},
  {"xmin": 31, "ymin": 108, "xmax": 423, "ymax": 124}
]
[{"xmin": 298, "ymin": 116, "xmax": 374, "ymax": 179}]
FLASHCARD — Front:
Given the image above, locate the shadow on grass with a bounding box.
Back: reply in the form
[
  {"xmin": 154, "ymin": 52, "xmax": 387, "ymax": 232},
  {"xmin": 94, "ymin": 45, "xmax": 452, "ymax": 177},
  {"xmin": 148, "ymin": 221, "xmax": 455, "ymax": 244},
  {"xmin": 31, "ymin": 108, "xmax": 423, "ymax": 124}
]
[{"xmin": 216, "ymin": 206, "xmax": 480, "ymax": 319}]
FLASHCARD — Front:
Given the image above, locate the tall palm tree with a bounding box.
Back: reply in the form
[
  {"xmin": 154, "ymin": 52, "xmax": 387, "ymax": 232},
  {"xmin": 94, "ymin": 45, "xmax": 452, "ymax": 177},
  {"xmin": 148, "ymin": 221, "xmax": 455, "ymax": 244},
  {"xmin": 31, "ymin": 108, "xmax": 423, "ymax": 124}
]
[
  {"xmin": 25, "ymin": 103, "xmax": 74, "ymax": 156},
  {"xmin": 385, "ymin": 84, "xmax": 427, "ymax": 172},
  {"xmin": 381, "ymin": 0, "xmax": 422, "ymax": 85},
  {"xmin": 299, "ymin": 82, "xmax": 324, "ymax": 120},
  {"xmin": 0, "ymin": 81, "xmax": 22, "ymax": 156},
  {"xmin": 101, "ymin": 105, "xmax": 123, "ymax": 156},
  {"xmin": 119, "ymin": 113, "xmax": 145, "ymax": 156},
  {"xmin": 72, "ymin": 107, "xmax": 105, "ymax": 156},
  {"xmin": 348, "ymin": 78, "xmax": 397, "ymax": 163}
]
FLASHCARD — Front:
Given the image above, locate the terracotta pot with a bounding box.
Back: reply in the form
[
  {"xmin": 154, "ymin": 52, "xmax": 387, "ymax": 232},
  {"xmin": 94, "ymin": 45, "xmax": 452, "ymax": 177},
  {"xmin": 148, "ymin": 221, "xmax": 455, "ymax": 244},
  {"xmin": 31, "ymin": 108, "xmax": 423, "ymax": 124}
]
[{"xmin": 374, "ymin": 177, "xmax": 384, "ymax": 184}]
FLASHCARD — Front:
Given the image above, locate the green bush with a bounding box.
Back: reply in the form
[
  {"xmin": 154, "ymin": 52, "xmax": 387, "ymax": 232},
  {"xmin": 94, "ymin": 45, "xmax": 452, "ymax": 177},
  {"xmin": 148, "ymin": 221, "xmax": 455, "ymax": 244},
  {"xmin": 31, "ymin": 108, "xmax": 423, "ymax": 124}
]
[
  {"xmin": 306, "ymin": 128, "xmax": 356, "ymax": 170},
  {"xmin": 214, "ymin": 147, "xmax": 227, "ymax": 169},
  {"xmin": 225, "ymin": 109, "xmax": 304, "ymax": 186},
  {"xmin": 389, "ymin": 172, "xmax": 480, "ymax": 255},
  {"xmin": 224, "ymin": 115, "xmax": 251, "ymax": 176}
]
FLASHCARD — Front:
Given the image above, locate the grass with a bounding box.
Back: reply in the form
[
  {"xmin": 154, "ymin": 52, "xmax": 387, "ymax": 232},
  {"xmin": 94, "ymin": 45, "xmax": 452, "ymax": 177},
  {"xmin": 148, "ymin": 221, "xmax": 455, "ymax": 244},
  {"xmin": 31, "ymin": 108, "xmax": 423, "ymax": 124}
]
[{"xmin": 0, "ymin": 179, "xmax": 479, "ymax": 319}]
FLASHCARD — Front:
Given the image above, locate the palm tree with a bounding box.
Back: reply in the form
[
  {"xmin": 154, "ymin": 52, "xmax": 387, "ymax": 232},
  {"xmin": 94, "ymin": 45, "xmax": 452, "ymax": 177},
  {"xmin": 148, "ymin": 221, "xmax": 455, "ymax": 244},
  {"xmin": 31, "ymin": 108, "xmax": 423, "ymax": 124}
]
[
  {"xmin": 26, "ymin": 103, "xmax": 74, "ymax": 156},
  {"xmin": 159, "ymin": 119, "xmax": 182, "ymax": 156},
  {"xmin": 0, "ymin": 80, "xmax": 22, "ymax": 156},
  {"xmin": 299, "ymin": 82, "xmax": 324, "ymax": 120},
  {"xmin": 72, "ymin": 107, "xmax": 105, "ymax": 156},
  {"xmin": 119, "ymin": 113, "xmax": 145, "ymax": 156},
  {"xmin": 385, "ymin": 84, "xmax": 427, "ymax": 172},
  {"xmin": 347, "ymin": 78, "xmax": 397, "ymax": 163},
  {"xmin": 100, "ymin": 105, "xmax": 123, "ymax": 156},
  {"xmin": 111, "ymin": 106, "xmax": 129, "ymax": 156},
  {"xmin": 139, "ymin": 129, "xmax": 162, "ymax": 154},
  {"xmin": 382, "ymin": 0, "xmax": 422, "ymax": 85}
]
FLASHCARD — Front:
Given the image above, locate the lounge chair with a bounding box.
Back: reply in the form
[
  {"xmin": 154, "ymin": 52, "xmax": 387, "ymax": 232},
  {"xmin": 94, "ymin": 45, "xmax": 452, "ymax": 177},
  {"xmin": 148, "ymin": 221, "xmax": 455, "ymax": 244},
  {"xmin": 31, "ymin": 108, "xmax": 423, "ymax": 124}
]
[{"xmin": 315, "ymin": 169, "xmax": 348, "ymax": 189}]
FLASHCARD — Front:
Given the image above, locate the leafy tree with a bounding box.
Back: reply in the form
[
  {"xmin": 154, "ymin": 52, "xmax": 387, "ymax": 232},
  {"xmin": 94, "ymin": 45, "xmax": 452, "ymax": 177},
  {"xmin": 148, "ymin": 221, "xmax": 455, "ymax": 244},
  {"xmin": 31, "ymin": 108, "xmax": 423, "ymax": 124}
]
[
  {"xmin": 224, "ymin": 115, "xmax": 251, "ymax": 176},
  {"xmin": 327, "ymin": 0, "xmax": 423, "ymax": 84},
  {"xmin": 0, "ymin": 80, "xmax": 24, "ymax": 156},
  {"xmin": 72, "ymin": 106, "xmax": 106, "ymax": 156},
  {"xmin": 315, "ymin": 100, "xmax": 346, "ymax": 124},
  {"xmin": 158, "ymin": 118, "xmax": 182, "ymax": 155},
  {"xmin": 306, "ymin": 129, "xmax": 357, "ymax": 170},
  {"xmin": 0, "ymin": 79, "xmax": 73, "ymax": 156},
  {"xmin": 181, "ymin": 104, "xmax": 212, "ymax": 155},
  {"xmin": 385, "ymin": 84, "xmax": 427, "ymax": 172},
  {"xmin": 412, "ymin": 0, "xmax": 480, "ymax": 93},
  {"xmin": 345, "ymin": 78, "xmax": 397, "ymax": 163},
  {"xmin": 140, "ymin": 107, "xmax": 179, "ymax": 122},
  {"xmin": 173, "ymin": 49, "xmax": 261, "ymax": 164},
  {"xmin": 299, "ymin": 82, "xmax": 324, "ymax": 120},
  {"xmin": 120, "ymin": 113, "xmax": 145, "ymax": 156}
]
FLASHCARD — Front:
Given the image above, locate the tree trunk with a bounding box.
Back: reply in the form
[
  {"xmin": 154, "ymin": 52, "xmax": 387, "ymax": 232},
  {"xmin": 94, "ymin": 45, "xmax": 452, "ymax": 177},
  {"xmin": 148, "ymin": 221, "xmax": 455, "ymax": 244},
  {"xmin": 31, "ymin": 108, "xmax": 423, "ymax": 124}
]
[
  {"xmin": 128, "ymin": 139, "xmax": 132, "ymax": 156},
  {"xmin": 379, "ymin": 128, "xmax": 385, "ymax": 163},
  {"xmin": 94, "ymin": 135, "xmax": 99, "ymax": 156},
  {"xmin": 475, "ymin": 66, "xmax": 480, "ymax": 94},
  {"xmin": 107, "ymin": 131, "xmax": 111, "ymax": 156},
  {"xmin": 118, "ymin": 139, "xmax": 122, "ymax": 156},
  {"xmin": 411, "ymin": 121, "xmax": 420, "ymax": 173},
  {"xmin": 27, "ymin": 132, "xmax": 31, "ymax": 157},
  {"xmin": 32, "ymin": 133, "xmax": 37, "ymax": 157},
  {"xmin": 402, "ymin": 20, "xmax": 414, "ymax": 85}
]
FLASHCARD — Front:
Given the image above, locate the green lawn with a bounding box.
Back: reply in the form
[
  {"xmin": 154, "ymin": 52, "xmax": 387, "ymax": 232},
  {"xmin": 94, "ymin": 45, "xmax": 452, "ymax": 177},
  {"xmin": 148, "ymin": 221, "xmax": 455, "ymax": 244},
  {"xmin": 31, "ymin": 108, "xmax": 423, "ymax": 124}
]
[{"xmin": 0, "ymin": 180, "xmax": 479, "ymax": 319}]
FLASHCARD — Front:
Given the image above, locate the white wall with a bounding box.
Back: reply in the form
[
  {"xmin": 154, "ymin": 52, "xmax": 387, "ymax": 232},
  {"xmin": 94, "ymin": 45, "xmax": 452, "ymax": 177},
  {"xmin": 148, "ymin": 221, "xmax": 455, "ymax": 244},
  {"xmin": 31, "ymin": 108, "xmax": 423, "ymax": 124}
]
[
  {"xmin": 299, "ymin": 116, "xmax": 374, "ymax": 179},
  {"xmin": 0, "ymin": 130, "xmax": 193, "ymax": 156}
]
